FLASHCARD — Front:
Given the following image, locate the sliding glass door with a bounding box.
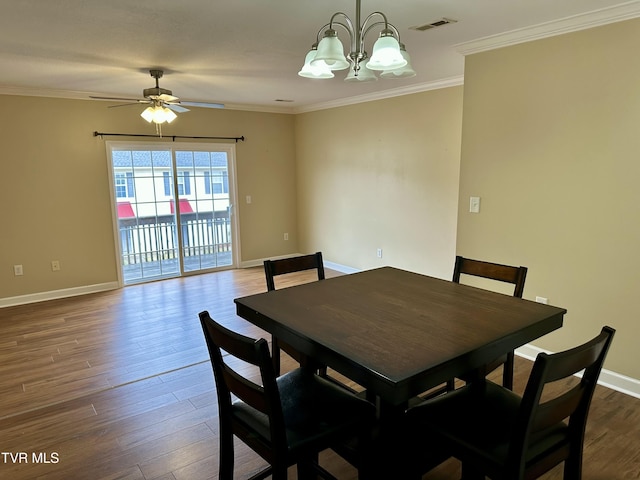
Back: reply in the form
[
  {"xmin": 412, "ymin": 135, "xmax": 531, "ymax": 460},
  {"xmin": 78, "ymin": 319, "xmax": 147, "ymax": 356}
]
[{"xmin": 107, "ymin": 142, "xmax": 238, "ymax": 285}]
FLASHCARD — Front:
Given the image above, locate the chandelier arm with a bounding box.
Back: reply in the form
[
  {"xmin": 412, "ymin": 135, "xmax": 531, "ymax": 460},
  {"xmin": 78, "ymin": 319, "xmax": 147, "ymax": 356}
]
[
  {"xmin": 360, "ymin": 11, "xmax": 389, "ymax": 32},
  {"xmin": 361, "ymin": 20, "xmax": 402, "ymax": 44},
  {"xmin": 328, "ymin": 12, "xmax": 356, "ymax": 52},
  {"xmin": 311, "ymin": 20, "xmax": 351, "ymax": 45},
  {"xmin": 314, "ymin": 24, "xmax": 330, "ymax": 43}
]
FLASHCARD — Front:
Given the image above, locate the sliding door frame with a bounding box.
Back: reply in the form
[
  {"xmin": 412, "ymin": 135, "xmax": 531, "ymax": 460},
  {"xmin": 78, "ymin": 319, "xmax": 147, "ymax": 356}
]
[{"xmin": 106, "ymin": 140, "xmax": 241, "ymax": 286}]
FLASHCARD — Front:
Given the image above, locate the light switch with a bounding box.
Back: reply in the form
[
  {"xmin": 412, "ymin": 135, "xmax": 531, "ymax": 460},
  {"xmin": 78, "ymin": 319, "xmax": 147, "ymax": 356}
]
[{"xmin": 469, "ymin": 196, "xmax": 480, "ymax": 213}]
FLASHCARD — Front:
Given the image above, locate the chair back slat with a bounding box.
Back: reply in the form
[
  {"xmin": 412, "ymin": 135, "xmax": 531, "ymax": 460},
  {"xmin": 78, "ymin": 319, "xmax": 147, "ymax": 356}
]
[
  {"xmin": 223, "ymin": 366, "xmax": 269, "ymax": 414},
  {"xmin": 531, "ymin": 384, "xmax": 584, "ymax": 432},
  {"xmin": 264, "ymin": 252, "xmax": 325, "ymax": 291},
  {"xmin": 453, "ymin": 255, "xmax": 528, "ymax": 298}
]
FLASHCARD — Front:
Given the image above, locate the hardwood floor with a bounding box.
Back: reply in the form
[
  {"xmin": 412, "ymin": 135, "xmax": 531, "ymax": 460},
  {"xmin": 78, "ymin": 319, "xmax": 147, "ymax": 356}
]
[{"xmin": 0, "ymin": 267, "xmax": 638, "ymax": 479}]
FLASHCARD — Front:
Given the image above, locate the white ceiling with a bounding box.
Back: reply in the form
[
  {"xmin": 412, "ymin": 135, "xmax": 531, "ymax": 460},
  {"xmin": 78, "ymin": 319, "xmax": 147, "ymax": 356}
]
[{"xmin": 1, "ymin": 0, "xmax": 639, "ymax": 113}]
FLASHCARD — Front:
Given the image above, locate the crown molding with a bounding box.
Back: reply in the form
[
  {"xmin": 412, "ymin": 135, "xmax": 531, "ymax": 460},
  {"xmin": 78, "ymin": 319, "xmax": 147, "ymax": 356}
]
[
  {"xmin": 456, "ymin": 0, "xmax": 640, "ymax": 56},
  {"xmin": 292, "ymin": 75, "xmax": 465, "ymax": 114}
]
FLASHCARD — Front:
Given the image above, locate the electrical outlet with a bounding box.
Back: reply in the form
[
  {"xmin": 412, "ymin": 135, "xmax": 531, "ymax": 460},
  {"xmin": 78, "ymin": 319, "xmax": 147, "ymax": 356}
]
[
  {"xmin": 51, "ymin": 260, "xmax": 61, "ymax": 272},
  {"xmin": 535, "ymin": 296, "xmax": 548, "ymax": 304},
  {"xmin": 376, "ymin": 248, "xmax": 383, "ymax": 258},
  {"xmin": 13, "ymin": 264, "xmax": 23, "ymax": 276},
  {"xmin": 284, "ymin": 233, "xmax": 289, "ymax": 241}
]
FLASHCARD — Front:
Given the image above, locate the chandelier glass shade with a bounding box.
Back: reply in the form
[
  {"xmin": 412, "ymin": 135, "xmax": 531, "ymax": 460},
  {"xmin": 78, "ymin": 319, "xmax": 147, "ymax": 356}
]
[
  {"xmin": 299, "ymin": 0, "xmax": 415, "ymax": 81},
  {"xmin": 298, "ymin": 47, "xmax": 335, "ymax": 78},
  {"xmin": 379, "ymin": 44, "xmax": 416, "ymax": 78},
  {"xmin": 140, "ymin": 103, "xmax": 177, "ymax": 124}
]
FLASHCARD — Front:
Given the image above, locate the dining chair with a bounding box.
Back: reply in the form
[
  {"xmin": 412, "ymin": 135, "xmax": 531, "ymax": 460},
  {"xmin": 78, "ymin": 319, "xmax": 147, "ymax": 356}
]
[
  {"xmin": 452, "ymin": 255, "xmax": 529, "ymax": 391},
  {"xmin": 198, "ymin": 310, "xmax": 376, "ymax": 480},
  {"xmin": 405, "ymin": 325, "xmax": 615, "ymax": 480},
  {"xmin": 263, "ymin": 252, "xmax": 325, "ymax": 376}
]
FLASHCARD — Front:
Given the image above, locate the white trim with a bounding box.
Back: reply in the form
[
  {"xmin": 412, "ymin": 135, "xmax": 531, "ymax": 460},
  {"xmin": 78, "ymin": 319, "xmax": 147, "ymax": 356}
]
[
  {"xmin": 516, "ymin": 344, "xmax": 640, "ymax": 399},
  {"xmin": 291, "ymin": 76, "xmax": 464, "ymax": 114},
  {"xmin": 0, "ymin": 282, "xmax": 119, "ymax": 308},
  {"xmin": 456, "ymin": 1, "xmax": 640, "ymax": 56},
  {"xmin": 323, "ymin": 261, "xmax": 361, "ymax": 274}
]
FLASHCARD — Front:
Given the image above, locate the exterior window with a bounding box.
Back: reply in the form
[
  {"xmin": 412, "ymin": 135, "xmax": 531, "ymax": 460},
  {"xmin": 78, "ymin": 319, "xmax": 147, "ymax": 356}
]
[
  {"xmin": 177, "ymin": 171, "xmax": 191, "ymax": 195},
  {"xmin": 163, "ymin": 171, "xmax": 192, "ymax": 196},
  {"xmin": 211, "ymin": 171, "xmax": 229, "ymax": 194},
  {"xmin": 204, "ymin": 171, "xmax": 211, "ymax": 195},
  {"xmin": 115, "ymin": 172, "xmax": 135, "ymax": 198},
  {"xmin": 163, "ymin": 171, "xmax": 171, "ymax": 195}
]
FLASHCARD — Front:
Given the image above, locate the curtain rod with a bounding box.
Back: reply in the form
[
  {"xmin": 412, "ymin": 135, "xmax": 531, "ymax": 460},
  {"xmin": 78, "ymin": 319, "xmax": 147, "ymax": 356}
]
[{"xmin": 93, "ymin": 131, "xmax": 245, "ymax": 142}]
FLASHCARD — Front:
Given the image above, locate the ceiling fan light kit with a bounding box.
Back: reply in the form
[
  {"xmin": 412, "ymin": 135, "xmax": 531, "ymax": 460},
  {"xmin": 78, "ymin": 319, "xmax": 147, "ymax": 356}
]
[
  {"xmin": 299, "ymin": 0, "xmax": 415, "ymax": 82},
  {"xmin": 140, "ymin": 104, "xmax": 177, "ymax": 124}
]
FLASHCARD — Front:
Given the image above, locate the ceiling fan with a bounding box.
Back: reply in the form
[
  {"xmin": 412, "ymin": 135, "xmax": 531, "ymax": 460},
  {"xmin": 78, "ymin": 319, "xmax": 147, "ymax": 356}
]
[{"xmin": 90, "ymin": 69, "xmax": 224, "ymax": 119}]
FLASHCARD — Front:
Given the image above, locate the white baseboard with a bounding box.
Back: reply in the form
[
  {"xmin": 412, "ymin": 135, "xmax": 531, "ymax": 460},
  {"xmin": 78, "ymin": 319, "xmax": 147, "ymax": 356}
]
[
  {"xmin": 516, "ymin": 344, "xmax": 640, "ymax": 399},
  {"xmin": 323, "ymin": 260, "xmax": 361, "ymax": 274},
  {"xmin": 0, "ymin": 282, "xmax": 119, "ymax": 308}
]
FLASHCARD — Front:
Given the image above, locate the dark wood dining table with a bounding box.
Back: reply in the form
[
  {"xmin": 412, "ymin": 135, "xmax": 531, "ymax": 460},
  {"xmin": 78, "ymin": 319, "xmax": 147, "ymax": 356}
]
[{"xmin": 234, "ymin": 266, "xmax": 566, "ymax": 417}]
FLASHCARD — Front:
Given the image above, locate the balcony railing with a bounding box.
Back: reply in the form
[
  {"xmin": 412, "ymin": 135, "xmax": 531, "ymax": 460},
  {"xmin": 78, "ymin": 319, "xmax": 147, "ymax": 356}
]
[{"xmin": 118, "ymin": 212, "xmax": 232, "ymax": 281}]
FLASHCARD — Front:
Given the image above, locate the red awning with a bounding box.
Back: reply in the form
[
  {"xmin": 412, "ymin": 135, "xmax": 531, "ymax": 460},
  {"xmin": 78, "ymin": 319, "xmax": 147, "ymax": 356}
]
[
  {"xmin": 170, "ymin": 199, "xmax": 194, "ymax": 214},
  {"xmin": 117, "ymin": 202, "xmax": 135, "ymax": 218}
]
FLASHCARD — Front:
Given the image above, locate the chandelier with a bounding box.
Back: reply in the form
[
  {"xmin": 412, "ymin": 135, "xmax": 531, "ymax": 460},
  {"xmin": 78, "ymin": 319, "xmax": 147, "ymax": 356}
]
[{"xmin": 298, "ymin": 0, "xmax": 415, "ymax": 82}]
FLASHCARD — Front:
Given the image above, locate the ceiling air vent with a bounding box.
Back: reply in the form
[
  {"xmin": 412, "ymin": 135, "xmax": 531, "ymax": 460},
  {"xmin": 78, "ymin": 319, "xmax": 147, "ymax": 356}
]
[{"xmin": 410, "ymin": 18, "xmax": 458, "ymax": 32}]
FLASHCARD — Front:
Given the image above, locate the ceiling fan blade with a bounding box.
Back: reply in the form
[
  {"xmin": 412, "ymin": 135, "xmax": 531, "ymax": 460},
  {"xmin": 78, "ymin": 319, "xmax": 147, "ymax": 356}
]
[
  {"xmin": 90, "ymin": 95, "xmax": 147, "ymax": 103},
  {"xmin": 157, "ymin": 93, "xmax": 179, "ymax": 103},
  {"xmin": 165, "ymin": 103, "xmax": 189, "ymax": 113},
  {"xmin": 181, "ymin": 101, "xmax": 225, "ymax": 109},
  {"xmin": 108, "ymin": 102, "xmax": 150, "ymax": 109}
]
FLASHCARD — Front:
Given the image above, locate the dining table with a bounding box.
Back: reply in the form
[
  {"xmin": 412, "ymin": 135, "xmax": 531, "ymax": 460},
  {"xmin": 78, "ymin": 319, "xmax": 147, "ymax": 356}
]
[
  {"xmin": 234, "ymin": 266, "xmax": 567, "ymax": 477},
  {"xmin": 234, "ymin": 266, "xmax": 567, "ymax": 416}
]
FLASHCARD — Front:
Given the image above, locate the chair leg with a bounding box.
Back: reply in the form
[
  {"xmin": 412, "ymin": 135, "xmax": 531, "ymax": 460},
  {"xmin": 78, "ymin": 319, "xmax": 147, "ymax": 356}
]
[
  {"xmin": 271, "ymin": 336, "xmax": 281, "ymax": 376},
  {"xmin": 297, "ymin": 452, "xmax": 319, "ymax": 480},
  {"xmin": 446, "ymin": 378, "xmax": 456, "ymax": 392},
  {"xmin": 218, "ymin": 429, "xmax": 234, "ymax": 480},
  {"xmin": 563, "ymin": 447, "xmax": 583, "ymax": 480},
  {"xmin": 503, "ymin": 351, "xmax": 515, "ymax": 390},
  {"xmin": 461, "ymin": 462, "xmax": 485, "ymax": 479},
  {"xmin": 272, "ymin": 463, "xmax": 288, "ymax": 480}
]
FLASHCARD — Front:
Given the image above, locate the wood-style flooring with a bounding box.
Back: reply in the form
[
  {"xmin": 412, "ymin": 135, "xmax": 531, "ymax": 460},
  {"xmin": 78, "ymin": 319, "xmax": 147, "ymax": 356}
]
[{"xmin": 0, "ymin": 267, "xmax": 638, "ymax": 479}]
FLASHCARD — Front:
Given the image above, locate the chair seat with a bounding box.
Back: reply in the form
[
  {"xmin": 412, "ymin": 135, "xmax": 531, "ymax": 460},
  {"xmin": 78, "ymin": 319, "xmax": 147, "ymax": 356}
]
[
  {"xmin": 233, "ymin": 369, "xmax": 376, "ymax": 453},
  {"xmin": 406, "ymin": 381, "xmax": 569, "ymax": 477}
]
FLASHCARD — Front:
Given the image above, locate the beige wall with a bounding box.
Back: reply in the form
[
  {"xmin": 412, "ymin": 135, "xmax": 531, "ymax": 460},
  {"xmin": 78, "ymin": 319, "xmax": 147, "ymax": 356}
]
[
  {"xmin": 294, "ymin": 87, "xmax": 463, "ymax": 279},
  {"xmin": 0, "ymin": 95, "xmax": 298, "ymax": 299},
  {"xmin": 457, "ymin": 18, "xmax": 640, "ymax": 378}
]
